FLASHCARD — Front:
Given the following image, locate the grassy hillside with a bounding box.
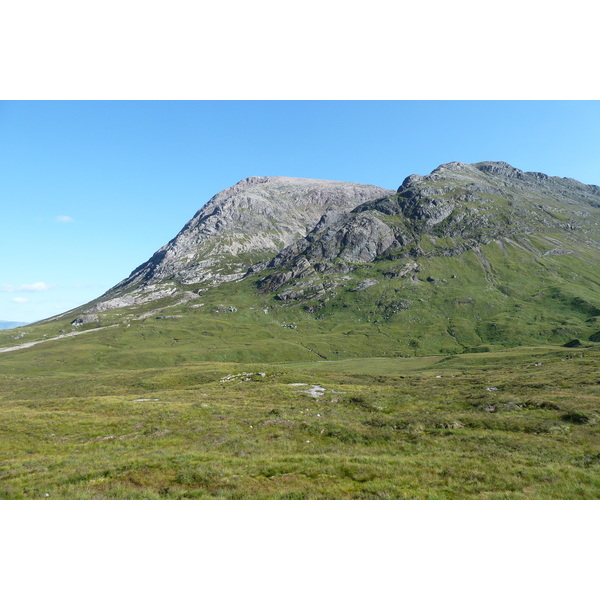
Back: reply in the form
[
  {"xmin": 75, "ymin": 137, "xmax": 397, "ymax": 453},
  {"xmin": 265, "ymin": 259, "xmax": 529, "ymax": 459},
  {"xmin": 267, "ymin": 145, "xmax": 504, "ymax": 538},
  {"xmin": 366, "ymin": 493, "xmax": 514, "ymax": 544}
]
[{"xmin": 3, "ymin": 229, "xmax": 599, "ymax": 368}]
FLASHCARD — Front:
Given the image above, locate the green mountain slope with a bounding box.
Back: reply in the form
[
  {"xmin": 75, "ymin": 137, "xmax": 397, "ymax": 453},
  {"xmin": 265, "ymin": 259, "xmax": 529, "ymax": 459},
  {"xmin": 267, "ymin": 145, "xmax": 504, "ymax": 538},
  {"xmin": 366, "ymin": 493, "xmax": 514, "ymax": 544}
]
[{"xmin": 1, "ymin": 161, "xmax": 600, "ymax": 366}]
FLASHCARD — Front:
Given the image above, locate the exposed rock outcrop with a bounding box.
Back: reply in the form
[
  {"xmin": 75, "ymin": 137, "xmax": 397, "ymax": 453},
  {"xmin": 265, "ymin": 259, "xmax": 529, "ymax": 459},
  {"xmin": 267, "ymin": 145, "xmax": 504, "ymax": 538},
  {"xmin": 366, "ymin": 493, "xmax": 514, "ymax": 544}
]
[
  {"xmin": 253, "ymin": 161, "xmax": 600, "ymax": 301},
  {"xmin": 87, "ymin": 176, "xmax": 392, "ymax": 311},
  {"xmin": 113, "ymin": 176, "xmax": 392, "ymax": 288}
]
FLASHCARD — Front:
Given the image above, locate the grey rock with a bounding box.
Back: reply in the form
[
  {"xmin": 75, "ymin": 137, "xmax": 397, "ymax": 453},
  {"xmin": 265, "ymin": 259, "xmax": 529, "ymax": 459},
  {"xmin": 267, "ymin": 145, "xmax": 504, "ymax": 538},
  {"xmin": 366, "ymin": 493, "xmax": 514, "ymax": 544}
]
[
  {"xmin": 382, "ymin": 262, "xmax": 419, "ymax": 278},
  {"xmin": 110, "ymin": 177, "xmax": 392, "ymax": 291},
  {"xmin": 350, "ymin": 279, "xmax": 379, "ymax": 292},
  {"xmin": 259, "ymin": 212, "xmax": 396, "ymax": 294},
  {"xmin": 474, "ymin": 161, "xmax": 524, "ymax": 178},
  {"xmin": 213, "ymin": 305, "xmax": 238, "ymax": 313},
  {"xmin": 71, "ymin": 314, "xmax": 100, "ymax": 327},
  {"xmin": 83, "ymin": 177, "xmax": 392, "ymax": 313},
  {"xmin": 543, "ymin": 248, "xmax": 571, "ymax": 256}
]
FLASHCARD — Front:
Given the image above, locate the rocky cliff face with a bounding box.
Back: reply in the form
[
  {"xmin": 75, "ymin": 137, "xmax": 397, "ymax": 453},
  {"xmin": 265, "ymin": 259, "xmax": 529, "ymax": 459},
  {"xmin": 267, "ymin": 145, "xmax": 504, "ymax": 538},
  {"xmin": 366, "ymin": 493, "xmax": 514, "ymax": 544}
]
[
  {"xmin": 87, "ymin": 176, "xmax": 392, "ymax": 311},
  {"xmin": 115, "ymin": 176, "xmax": 391, "ymax": 287}
]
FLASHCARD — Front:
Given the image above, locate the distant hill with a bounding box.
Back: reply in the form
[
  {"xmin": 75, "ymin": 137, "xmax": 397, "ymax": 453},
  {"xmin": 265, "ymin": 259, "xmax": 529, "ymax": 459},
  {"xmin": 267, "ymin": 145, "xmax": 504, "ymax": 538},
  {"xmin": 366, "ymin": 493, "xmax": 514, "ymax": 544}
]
[
  {"xmin": 3, "ymin": 162, "xmax": 600, "ymax": 362},
  {"xmin": 0, "ymin": 321, "xmax": 28, "ymax": 330}
]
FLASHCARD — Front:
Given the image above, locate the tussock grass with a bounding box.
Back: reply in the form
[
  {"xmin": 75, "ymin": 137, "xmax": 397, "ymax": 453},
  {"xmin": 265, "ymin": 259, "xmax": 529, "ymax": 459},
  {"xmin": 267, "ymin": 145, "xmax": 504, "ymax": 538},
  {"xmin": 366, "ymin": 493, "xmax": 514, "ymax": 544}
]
[{"xmin": 1, "ymin": 345, "xmax": 598, "ymax": 499}]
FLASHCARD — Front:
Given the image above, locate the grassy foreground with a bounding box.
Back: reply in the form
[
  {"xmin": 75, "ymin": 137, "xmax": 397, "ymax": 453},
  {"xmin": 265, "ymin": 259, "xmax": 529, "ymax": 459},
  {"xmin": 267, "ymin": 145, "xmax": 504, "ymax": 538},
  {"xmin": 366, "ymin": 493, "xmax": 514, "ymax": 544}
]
[{"xmin": 1, "ymin": 344, "xmax": 599, "ymax": 499}]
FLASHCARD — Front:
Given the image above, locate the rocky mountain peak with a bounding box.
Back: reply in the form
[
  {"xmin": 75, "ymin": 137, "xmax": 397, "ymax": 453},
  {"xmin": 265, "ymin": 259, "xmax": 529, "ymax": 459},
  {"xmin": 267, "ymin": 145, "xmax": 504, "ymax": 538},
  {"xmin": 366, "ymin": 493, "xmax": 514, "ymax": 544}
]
[
  {"xmin": 473, "ymin": 161, "xmax": 525, "ymax": 178},
  {"xmin": 254, "ymin": 161, "xmax": 600, "ymax": 306},
  {"xmin": 86, "ymin": 176, "xmax": 393, "ymax": 312}
]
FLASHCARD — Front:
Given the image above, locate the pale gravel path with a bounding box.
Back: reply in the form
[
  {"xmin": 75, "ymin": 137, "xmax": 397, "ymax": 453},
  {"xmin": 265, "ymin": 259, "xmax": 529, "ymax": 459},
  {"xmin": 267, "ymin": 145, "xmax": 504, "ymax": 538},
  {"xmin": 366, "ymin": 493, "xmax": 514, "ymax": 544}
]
[{"xmin": 0, "ymin": 324, "xmax": 118, "ymax": 353}]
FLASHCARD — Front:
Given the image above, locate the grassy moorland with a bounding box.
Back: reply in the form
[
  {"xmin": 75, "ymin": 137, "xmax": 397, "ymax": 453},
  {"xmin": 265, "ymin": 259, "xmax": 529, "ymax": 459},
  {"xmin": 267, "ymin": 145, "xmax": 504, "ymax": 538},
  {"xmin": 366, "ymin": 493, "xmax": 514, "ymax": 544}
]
[{"xmin": 1, "ymin": 341, "xmax": 598, "ymax": 499}]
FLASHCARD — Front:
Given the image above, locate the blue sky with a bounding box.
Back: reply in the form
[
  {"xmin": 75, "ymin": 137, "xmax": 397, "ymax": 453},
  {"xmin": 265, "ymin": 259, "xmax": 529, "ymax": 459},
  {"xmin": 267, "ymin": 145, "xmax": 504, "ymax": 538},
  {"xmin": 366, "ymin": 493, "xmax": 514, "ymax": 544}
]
[{"xmin": 1, "ymin": 100, "xmax": 599, "ymax": 323}]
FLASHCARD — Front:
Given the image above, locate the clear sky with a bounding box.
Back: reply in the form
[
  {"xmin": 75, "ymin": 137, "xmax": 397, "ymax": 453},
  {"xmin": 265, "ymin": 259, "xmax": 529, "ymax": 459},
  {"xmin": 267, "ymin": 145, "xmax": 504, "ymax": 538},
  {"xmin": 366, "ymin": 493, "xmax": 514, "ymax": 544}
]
[{"xmin": 2, "ymin": 100, "xmax": 599, "ymax": 323}]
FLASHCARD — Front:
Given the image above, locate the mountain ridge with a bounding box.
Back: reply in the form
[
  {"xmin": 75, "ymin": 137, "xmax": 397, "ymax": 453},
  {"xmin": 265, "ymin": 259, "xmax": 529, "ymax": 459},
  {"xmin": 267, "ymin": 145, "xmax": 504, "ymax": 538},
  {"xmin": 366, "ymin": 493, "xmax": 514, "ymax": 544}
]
[
  {"xmin": 6, "ymin": 161, "xmax": 600, "ymax": 360},
  {"xmin": 86, "ymin": 176, "xmax": 393, "ymax": 313},
  {"xmin": 251, "ymin": 161, "xmax": 600, "ymax": 307}
]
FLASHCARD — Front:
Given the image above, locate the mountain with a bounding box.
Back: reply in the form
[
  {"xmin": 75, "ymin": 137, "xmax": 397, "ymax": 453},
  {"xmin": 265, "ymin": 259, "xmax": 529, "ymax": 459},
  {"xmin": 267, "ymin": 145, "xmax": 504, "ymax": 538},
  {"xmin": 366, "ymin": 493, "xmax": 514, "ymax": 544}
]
[
  {"xmin": 85, "ymin": 176, "xmax": 393, "ymax": 313},
  {"xmin": 4, "ymin": 162, "xmax": 600, "ymax": 361},
  {"xmin": 0, "ymin": 321, "xmax": 28, "ymax": 330},
  {"xmin": 257, "ymin": 161, "xmax": 600, "ymax": 303}
]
